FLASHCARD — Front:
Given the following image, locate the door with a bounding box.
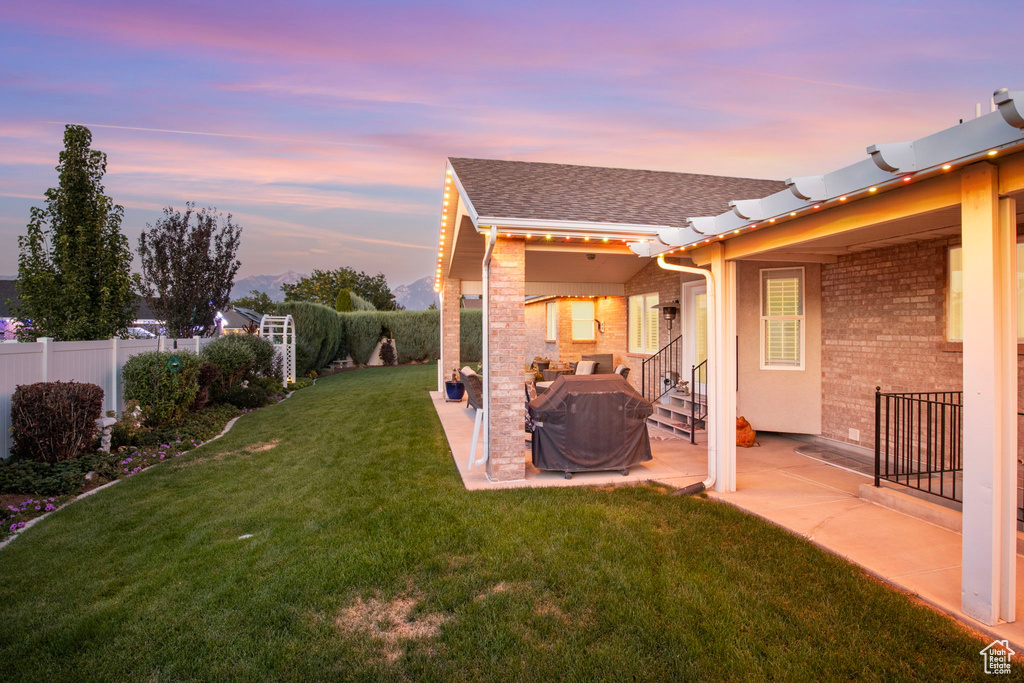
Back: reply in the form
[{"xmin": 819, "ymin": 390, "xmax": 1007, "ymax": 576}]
[{"xmin": 683, "ymin": 281, "xmax": 708, "ymax": 393}]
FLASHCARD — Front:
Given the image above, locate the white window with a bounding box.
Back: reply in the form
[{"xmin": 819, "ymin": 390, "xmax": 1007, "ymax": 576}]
[
  {"xmin": 570, "ymin": 300, "xmax": 595, "ymax": 341},
  {"xmin": 948, "ymin": 243, "xmax": 1024, "ymax": 340},
  {"xmin": 545, "ymin": 301, "xmax": 557, "ymax": 341},
  {"xmin": 760, "ymin": 267, "xmax": 805, "ymax": 369},
  {"xmin": 628, "ymin": 293, "xmax": 660, "ymax": 354}
]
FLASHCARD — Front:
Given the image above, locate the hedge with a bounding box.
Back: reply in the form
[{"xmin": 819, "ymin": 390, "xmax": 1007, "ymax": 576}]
[
  {"xmin": 274, "ymin": 301, "xmax": 345, "ymax": 375},
  {"xmin": 339, "ymin": 309, "xmax": 482, "ymax": 365}
]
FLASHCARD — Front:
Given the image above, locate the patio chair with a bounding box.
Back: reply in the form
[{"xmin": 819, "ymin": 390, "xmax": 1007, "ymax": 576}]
[
  {"xmin": 614, "ymin": 364, "xmax": 630, "ymax": 380},
  {"xmin": 460, "ymin": 366, "xmax": 483, "ymax": 410}
]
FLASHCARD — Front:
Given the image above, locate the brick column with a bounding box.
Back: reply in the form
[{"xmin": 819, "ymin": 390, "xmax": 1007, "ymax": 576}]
[
  {"xmin": 486, "ymin": 238, "xmax": 527, "ymax": 481},
  {"xmin": 440, "ymin": 277, "xmax": 461, "ymax": 383}
]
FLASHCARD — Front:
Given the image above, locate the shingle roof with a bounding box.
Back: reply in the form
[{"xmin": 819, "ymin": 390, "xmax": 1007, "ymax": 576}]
[{"xmin": 448, "ymin": 158, "xmax": 786, "ymax": 227}]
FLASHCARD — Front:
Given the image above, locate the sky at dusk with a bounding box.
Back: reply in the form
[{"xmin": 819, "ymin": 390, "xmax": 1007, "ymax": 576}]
[{"xmin": 1, "ymin": 0, "xmax": 1021, "ymax": 286}]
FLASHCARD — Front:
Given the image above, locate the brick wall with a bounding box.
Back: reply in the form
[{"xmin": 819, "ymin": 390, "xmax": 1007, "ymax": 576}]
[
  {"xmin": 440, "ymin": 277, "xmax": 461, "ymax": 380},
  {"xmin": 525, "ymin": 300, "xmax": 558, "ymax": 363},
  {"xmin": 486, "ymin": 238, "xmax": 527, "ymax": 482},
  {"xmin": 821, "ymin": 235, "xmax": 1024, "ymax": 453}
]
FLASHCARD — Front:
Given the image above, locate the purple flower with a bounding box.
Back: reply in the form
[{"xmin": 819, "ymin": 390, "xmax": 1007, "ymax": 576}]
[
  {"xmin": 44, "ymin": 504, "xmax": 54, "ymax": 512},
  {"xmin": 34, "ymin": 506, "xmax": 40, "ymax": 511}
]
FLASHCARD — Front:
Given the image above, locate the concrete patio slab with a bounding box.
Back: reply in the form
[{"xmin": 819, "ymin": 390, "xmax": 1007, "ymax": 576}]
[{"xmin": 430, "ymin": 391, "xmax": 1024, "ymax": 651}]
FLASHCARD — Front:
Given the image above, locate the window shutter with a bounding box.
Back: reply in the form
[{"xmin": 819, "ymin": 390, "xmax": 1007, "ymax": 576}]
[
  {"xmin": 629, "ymin": 296, "xmax": 643, "ymax": 352},
  {"xmin": 646, "ymin": 294, "xmax": 659, "ymax": 352}
]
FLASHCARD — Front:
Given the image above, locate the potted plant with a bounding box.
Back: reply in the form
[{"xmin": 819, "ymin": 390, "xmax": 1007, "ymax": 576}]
[{"xmin": 445, "ymin": 368, "xmax": 465, "ymax": 402}]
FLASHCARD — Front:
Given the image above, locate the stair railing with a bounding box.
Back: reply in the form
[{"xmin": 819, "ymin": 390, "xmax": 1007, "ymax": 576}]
[
  {"xmin": 640, "ymin": 335, "xmax": 682, "ymax": 403},
  {"xmin": 690, "ymin": 359, "xmax": 708, "ymax": 445}
]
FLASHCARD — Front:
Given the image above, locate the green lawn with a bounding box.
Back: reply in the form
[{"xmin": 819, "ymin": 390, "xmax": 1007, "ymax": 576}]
[{"xmin": 0, "ymin": 364, "xmax": 1009, "ymax": 681}]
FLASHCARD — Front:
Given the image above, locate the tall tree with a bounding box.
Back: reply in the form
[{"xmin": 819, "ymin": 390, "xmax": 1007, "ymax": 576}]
[
  {"xmin": 231, "ymin": 290, "xmax": 275, "ymax": 315},
  {"xmin": 281, "ymin": 267, "xmax": 399, "ymax": 310},
  {"xmin": 13, "ymin": 124, "xmax": 138, "ymax": 340},
  {"xmin": 137, "ymin": 203, "xmax": 242, "ymax": 337}
]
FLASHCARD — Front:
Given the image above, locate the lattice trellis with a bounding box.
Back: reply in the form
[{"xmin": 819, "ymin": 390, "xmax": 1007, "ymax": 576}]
[{"xmin": 259, "ymin": 314, "xmax": 296, "ymax": 385}]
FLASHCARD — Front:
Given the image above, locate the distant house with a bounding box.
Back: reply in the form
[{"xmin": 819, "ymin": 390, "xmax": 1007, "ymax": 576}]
[{"xmin": 220, "ymin": 305, "xmax": 264, "ymax": 334}]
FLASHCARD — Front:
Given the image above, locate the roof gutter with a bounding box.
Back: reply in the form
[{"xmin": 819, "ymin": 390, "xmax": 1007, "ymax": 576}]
[{"xmin": 655, "ymin": 254, "xmax": 717, "ymax": 495}]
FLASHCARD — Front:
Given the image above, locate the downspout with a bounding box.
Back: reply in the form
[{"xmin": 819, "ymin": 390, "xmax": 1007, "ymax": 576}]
[{"xmin": 656, "ymin": 253, "xmax": 717, "ymax": 494}]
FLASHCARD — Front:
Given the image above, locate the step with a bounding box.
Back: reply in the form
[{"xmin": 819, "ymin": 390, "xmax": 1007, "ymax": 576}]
[{"xmin": 647, "ymin": 413, "xmax": 699, "ymax": 436}]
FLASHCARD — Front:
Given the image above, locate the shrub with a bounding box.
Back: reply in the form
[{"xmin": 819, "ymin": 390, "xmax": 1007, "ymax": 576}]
[
  {"xmin": 122, "ymin": 350, "xmax": 202, "ymax": 426},
  {"xmin": 274, "ymin": 301, "xmax": 344, "ymax": 376},
  {"xmin": 287, "ymin": 377, "xmax": 314, "ymax": 391},
  {"xmin": 460, "ymin": 309, "xmax": 482, "ymax": 362},
  {"xmin": 201, "ymin": 334, "xmax": 279, "ymax": 398},
  {"xmin": 219, "ymin": 377, "xmax": 281, "ymax": 410},
  {"xmin": 191, "ymin": 361, "xmax": 221, "ymax": 410},
  {"xmin": 10, "ymin": 381, "xmax": 105, "ymax": 463},
  {"xmin": 0, "ymin": 456, "xmax": 100, "ymax": 496}
]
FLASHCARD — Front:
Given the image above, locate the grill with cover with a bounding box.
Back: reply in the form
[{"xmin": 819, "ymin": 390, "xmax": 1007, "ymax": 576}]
[{"xmin": 528, "ymin": 374, "xmax": 654, "ymax": 478}]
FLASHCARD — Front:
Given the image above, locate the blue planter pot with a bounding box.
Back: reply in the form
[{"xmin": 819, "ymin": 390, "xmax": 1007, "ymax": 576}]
[{"xmin": 445, "ymin": 381, "xmax": 465, "ymax": 402}]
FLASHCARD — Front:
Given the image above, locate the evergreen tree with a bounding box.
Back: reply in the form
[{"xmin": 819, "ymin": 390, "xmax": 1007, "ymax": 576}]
[{"xmin": 13, "ymin": 125, "xmax": 137, "ymax": 340}]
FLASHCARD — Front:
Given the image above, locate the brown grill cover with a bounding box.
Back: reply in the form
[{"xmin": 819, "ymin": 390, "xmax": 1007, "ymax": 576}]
[{"xmin": 528, "ymin": 374, "xmax": 653, "ymax": 473}]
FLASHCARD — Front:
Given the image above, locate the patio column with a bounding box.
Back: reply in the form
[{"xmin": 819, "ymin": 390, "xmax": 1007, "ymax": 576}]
[
  {"xmin": 709, "ymin": 243, "xmax": 738, "ymax": 493},
  {"xmin": 440, "ymin": 276, "xmax": 461, "ymax": 386},
  {"xmin": 485, "ymin": 237, "xmax": 527, "ymax": 481},
  {"xmin": 960, "ymin": 162, "xmax": 1018, "ymax": 625}
]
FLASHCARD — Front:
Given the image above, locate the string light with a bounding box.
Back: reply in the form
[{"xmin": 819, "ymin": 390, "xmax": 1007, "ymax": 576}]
[
  {"xmin": 789, "ymin": 212, "xmax": 796, "ymax": 217},
  {"xmin": 545, "ymin": 234, "xmax": 552, "ymax": 240},
  {"xmin": 868, "ymin": 187, "xmax": 877, "ymax": 193},
  {"xmin": 942, "ymin": 164, "xmax": 952, "ymax": 171},
  {"xmin": 769, "ymin": 218, "xmax": 776, "ymax": 223},
  {"xmin": 602, "ymin": 237, "xmax": 609, "ymax": 242},
  {"xmin": 839, "ymin": 196, "xmax": 848, "ymax": 201},
  {"xmin": 902, "ymin": 176, "xmax": 913, "ymax": 182},
  {"xmin": 812, "ymin": 205, "xmax": 821, "ymax": 209},
  {"xmin": 526, "ymin": 234, "xmax": 532, "ymax": 239},
  {"xmin": 988, "ymin": 150, "xmax": 998, "ymax": 156}
]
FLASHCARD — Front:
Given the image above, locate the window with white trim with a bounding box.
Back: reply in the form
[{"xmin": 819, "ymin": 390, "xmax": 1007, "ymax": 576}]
[
  {"xmin": 545, "ymin": 301, "xmax": 557, "ymax": 341},
  {"xmin": 570, "ymin": 300, "xmax": 595, "ymax": 341},
  {"xmin": 760, "ymin": 267, "xmax": 805, "ymax": 369},
  {"xmin": 948, "ymin": 243, "xmax": 1024, "ymax": 341},
  {"xmin": 628, "ymin": 293, "xmax": 659, "ymax": 354}
]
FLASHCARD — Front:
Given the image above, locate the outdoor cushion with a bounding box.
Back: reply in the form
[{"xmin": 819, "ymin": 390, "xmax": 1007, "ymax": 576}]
[
  {"xmin": 575, "ymin": 360, "xmax": 597, "ymax": 375},
  {"xmin": 460, "ymin": 366, "xmax": 478, "ymax": 377}
]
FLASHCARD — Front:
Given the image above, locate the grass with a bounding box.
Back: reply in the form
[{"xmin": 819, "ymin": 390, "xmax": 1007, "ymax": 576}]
[{"xmin": 0, "ymin": 364, "xmax": 1010, "ymax": 681}]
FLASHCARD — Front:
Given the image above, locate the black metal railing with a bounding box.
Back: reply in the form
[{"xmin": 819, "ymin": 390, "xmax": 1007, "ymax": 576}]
[
  {"xmin": 689, "ymin": 359, "xmax": 708, "ymax": 445},
  {"xmin": 641, "ymin": 335, "xmax": 682, "ymax": 403},
  {"xmin": 874, "ymin": 388, "xmax": 963, "ymax": 502}
]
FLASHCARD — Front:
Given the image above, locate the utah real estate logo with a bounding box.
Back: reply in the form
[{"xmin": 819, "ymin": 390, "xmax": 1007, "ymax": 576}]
[{"xmin": 980, "ymin": 640, "xmax": 1014, "ymax": 675}]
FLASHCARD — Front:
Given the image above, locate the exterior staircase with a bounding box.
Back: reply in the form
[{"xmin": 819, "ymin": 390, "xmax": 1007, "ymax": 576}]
[{"xmin": 647, "ymin": 391, "xmax": 706, "ymax": 440}]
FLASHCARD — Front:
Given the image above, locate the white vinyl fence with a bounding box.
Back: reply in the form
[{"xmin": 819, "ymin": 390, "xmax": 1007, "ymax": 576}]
[{"xmin": 0, "ymin": 336, "xmax": 215, "ymax": 459}]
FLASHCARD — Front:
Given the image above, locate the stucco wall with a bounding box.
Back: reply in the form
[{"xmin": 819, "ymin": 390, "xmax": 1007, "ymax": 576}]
[{"xmin": 735, "ymin": 261, "xmax": 823, "ymax": 435}]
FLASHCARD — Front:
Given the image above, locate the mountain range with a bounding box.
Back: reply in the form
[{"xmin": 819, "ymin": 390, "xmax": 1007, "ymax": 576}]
[
  {"xmin": 231, "ymin": 271, "xmax": 306, "ymax": 301},
  {"xmin": 393, "ymin": 276, "xmax": 437, "ymax": 310},
  {"xmin": 230, "ymin": 272, "xmax": 437, "ymax": 310}
]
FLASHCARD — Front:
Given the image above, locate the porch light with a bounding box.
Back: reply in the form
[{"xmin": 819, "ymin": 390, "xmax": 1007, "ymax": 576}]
[{"xmin": 652, "ymin": 300, "xmax": 679, "ymax": 334}]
